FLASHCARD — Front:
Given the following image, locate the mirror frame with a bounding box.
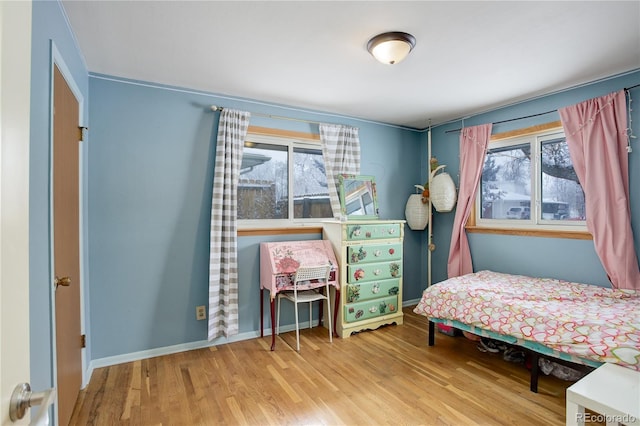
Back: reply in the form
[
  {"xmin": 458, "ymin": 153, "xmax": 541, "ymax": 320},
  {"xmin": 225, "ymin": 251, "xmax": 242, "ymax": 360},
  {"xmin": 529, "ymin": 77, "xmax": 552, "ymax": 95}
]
[{"xmin": 338, "ymin": 174, "xmax": 379, "ymax": 220}]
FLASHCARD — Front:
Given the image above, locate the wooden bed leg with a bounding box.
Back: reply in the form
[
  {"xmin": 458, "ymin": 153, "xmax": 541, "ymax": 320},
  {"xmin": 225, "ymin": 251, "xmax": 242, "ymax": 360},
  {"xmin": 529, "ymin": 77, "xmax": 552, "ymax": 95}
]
[
  {"xmin": 428, "ymin": 321, "xmax": 435, "ymax": 346},
  {"xmin": 530, "ymin": 351, "xmax": 539, "ymax": 393}
]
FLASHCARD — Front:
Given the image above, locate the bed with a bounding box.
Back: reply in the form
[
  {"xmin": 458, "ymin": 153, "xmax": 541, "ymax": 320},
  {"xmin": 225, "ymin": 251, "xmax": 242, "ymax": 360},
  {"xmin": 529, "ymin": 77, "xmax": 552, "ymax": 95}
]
[{"xmin": 413, "ymin": 270, "xmax": 640, "ymax": 391}]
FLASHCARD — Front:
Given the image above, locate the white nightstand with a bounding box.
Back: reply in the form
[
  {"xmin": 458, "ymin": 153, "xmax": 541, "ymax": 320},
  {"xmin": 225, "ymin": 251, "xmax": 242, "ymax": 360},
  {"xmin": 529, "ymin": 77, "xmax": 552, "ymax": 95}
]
[{"xmin": 566, "ymin": 363, "xmax": 640, "ymax": 426}]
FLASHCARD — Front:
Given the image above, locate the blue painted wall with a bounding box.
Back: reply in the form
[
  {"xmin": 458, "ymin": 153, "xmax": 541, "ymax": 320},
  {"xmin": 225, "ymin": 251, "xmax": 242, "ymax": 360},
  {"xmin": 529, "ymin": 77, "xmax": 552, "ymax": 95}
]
[
  {"xmin": 30, "ymin": 0, "xmax": 89, "ymax": 390},
  {"xmin": 427, "ymin": 70, "xmax": 640, "ymax": 288},
  {"xmin": 87, "ymin": 76, "xmax": 423, "ymax": 359},
  {"xmin": 31, "ymin": 0, "xmax": 640, "ymax": 371}
]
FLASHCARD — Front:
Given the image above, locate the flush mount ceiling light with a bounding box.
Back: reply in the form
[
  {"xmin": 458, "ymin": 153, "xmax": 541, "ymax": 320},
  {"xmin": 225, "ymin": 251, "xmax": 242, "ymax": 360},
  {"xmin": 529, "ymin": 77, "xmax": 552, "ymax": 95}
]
[{"xmin": 367, "ymin": 31, "xmax": 416, "ymax": 65}]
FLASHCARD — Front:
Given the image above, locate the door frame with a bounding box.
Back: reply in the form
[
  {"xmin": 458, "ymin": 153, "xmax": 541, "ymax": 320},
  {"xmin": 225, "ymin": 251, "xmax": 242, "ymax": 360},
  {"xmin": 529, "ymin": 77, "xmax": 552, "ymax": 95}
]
[{"xmin": 49, "ymin": 41, "xmax": 88, "ymax": 400}]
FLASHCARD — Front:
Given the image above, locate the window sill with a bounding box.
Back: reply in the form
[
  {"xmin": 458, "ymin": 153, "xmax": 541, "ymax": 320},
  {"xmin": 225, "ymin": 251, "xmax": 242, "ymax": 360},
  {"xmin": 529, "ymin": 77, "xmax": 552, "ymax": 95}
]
[
  {"xmin": 465, "ymin": 225, "xmax": 592, "ymax": 240},
  {"xmin": 238, "ymin": 226, "xmax": 323, "ymax": 237}
]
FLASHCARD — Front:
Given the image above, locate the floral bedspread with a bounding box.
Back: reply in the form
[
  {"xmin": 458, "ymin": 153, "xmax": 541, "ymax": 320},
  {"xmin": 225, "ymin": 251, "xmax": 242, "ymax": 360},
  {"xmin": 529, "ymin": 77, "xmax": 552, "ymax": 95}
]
[{"xmin": 413, "ymin": 270, "xmax": 640, "ymax": 370}]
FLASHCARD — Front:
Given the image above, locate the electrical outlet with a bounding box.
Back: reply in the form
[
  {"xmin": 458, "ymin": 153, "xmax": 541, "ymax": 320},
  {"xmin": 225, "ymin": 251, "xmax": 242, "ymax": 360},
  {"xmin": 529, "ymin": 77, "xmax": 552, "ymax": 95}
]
[{"xmin": 196, "ymin": 305, "xmax": 206, "ymax": 320}]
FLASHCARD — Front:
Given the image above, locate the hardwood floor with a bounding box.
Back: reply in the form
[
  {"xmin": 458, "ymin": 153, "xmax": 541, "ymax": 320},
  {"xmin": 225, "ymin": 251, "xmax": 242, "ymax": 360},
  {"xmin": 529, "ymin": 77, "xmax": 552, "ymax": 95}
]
[{"xmin": 71, "ymin": 307, "xmax": 598, "ymax": 425}]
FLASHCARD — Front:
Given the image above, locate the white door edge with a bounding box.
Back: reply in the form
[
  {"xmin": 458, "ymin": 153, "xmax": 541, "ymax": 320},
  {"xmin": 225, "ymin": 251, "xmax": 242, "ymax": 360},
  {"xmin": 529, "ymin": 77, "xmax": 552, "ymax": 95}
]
[{"xmin": 0, "ymin": 1, "xmax": 33, "ymax": 424}]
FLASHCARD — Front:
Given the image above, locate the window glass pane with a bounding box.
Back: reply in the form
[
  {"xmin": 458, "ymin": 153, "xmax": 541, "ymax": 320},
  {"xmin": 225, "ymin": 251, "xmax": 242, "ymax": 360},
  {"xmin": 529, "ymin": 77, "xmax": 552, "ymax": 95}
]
[
  {"xmin": 481, "ymin": 143, "xmax": 531, "ymax": 219},
  {"xmin": 238, "ymin": 142, "xmax": 288, "ymax": 219},
  {"xmin": 293, "ymin": 147, "xmax": 331, "ymax": 218},
  {"xmin": 540, "ymin": 137, "xmax": 585, "ymax": 221}
]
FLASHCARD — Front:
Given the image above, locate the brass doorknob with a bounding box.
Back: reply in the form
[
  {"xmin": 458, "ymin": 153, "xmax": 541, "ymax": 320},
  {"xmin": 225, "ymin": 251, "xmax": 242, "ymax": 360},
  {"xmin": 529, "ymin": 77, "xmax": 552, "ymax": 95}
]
[{"xmin": 55, "ymin": 276, "xmax": 71, "ymax": 288}]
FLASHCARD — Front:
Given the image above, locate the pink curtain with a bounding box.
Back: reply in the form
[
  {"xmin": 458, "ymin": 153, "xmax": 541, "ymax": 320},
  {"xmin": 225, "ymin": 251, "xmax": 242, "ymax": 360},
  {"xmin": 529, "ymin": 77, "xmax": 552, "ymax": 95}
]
[
  {"xmin": 559, "ymin": 90, "xmax": 640, "ymax": 290},
  {"xmin": 447, "ymin": 124, "xmax": 493, "ymax": 278}
]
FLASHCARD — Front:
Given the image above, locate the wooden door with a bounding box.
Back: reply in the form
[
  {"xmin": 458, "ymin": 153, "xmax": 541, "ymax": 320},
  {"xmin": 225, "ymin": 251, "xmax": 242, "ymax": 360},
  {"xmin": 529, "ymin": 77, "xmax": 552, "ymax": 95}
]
[{"xmin": 53, "ymin": 65, "xmax": 82, "ymax": 426}]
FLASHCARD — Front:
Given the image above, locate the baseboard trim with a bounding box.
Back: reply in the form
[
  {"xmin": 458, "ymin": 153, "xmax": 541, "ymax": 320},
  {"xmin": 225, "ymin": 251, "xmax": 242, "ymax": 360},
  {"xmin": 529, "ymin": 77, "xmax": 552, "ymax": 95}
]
[{"xmin": 84, "ymin": 299, "xmax": 420, "ymax": 385}]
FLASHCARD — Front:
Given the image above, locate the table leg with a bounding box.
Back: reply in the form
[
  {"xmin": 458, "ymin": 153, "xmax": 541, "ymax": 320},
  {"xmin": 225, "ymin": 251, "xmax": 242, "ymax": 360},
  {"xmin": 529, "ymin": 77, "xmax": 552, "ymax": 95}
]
[
  {"xmin": 566, "ymin": 399, "xmax": 585, "ymax": 426},
  {"xmin": 333, "ymin": 289, "xmax": 340, "ymax": 337},
  {"xmin": 270, "ymin": 296, "xmax": 276, "ymax": 351},
  {"xmin": 260, "ymin": 288, "xmax": 264, "ymax": 338}
]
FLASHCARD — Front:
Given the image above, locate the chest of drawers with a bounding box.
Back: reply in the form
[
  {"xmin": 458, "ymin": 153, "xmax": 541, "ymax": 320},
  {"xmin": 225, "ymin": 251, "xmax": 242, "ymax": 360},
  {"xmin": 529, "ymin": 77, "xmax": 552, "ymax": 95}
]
[{"xmin": 323, "ymin": 220, "xmax": 404, "ymax": 337}]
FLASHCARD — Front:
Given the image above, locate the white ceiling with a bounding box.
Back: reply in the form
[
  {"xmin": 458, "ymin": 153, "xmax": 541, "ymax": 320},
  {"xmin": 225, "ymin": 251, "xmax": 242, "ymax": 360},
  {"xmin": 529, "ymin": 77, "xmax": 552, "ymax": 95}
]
[{"xmin": 61, "ymin": 1, "xmax": 640, "ymax": 129}]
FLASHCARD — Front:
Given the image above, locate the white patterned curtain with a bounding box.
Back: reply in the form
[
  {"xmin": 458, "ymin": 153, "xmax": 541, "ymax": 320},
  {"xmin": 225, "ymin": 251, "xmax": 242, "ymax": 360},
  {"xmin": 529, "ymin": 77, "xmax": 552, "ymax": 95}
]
[
  {"xmin": 209, "ymin": 109, "xmax": 250, "ymax": 340},
  {"xmin": 319, "ymin": 124, "xmax": 361, "ymax": 218}
]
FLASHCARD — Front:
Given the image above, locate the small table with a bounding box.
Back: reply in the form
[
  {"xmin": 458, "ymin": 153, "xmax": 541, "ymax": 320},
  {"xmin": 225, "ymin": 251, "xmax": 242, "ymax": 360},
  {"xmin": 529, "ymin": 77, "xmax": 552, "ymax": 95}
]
[
  {"xmin": 259, "ymin": 240, "xmax": 340, "ymax": 350},
  {"xmin": 566, "ymin": 362, "xmax": 640, "ymax": 426}
]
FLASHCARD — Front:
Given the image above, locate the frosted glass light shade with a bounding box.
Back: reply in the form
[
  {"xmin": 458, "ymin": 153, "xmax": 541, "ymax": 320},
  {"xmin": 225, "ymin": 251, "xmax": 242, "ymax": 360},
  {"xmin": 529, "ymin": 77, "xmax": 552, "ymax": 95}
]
[{"xmin": 367, "ymin": 32, "xmax": 416, "ymax": 65}]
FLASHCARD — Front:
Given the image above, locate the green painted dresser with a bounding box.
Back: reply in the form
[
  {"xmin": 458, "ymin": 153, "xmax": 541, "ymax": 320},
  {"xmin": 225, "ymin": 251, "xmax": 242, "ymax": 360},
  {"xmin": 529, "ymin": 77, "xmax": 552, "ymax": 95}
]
[{"xmin": 322, "ymin": 220, "xmax": 405, "ymax": 338}]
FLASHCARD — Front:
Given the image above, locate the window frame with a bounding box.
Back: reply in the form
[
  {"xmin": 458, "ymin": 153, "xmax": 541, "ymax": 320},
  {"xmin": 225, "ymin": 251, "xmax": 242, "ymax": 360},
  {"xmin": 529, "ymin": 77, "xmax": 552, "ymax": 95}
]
[
  {"xmin": 466, "ymin": 121, "xmax": 591, "ymax": 240},
  {"xmin": 237, "ymin": 128, "xmax": 331, "ymax": 230}
]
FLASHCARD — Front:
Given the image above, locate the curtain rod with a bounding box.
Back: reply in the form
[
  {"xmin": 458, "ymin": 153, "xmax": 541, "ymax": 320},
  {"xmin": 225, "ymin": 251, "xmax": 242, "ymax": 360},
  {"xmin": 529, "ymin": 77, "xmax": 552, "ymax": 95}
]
[
  {"xmin": 212, "ymin": 85, "xmax": 640, "ymax": 132},
  {"xmin": 444, "ymin": 85, "xmax": 640, "ymax": 134},
  {"xmin": 210, "ymin": 105, "xmax": 323, "ymax": 126},
  {"xmin": 444, "ymin": 110, "xmax": 557, "ymax": 134}
]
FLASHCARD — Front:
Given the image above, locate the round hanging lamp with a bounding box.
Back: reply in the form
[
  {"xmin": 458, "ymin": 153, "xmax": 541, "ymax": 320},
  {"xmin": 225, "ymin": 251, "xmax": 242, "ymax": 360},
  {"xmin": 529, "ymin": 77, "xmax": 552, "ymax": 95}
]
[
  {"xmin": 405, "ymin": 185, "xmax": 429, "ymax": 230},
  {"xmin": 430, "ymin": 165, "xmax": 457, "ymax": 212},
  {"xmin": 367, "ymin": 32, "xmax": 416, "ymax": 65}
]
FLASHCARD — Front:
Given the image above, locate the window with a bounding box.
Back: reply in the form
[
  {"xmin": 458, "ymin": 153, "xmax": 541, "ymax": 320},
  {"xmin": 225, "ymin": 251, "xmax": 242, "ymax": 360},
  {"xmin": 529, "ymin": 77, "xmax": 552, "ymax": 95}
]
[
  {"xmin": 237, "ymin": 133, "xmax": 332, "ymax": 226},
  {"xmin": 476, "ymin": 127, "xmax": 586, "ymax": 231}
]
